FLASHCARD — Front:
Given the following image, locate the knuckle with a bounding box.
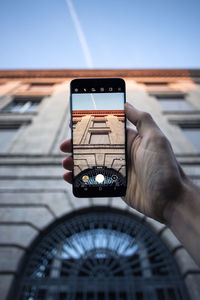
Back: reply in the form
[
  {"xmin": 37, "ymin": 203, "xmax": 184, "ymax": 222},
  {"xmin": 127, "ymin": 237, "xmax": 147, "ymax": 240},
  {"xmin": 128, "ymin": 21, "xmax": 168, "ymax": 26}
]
[
  {"xmin": 62, "ymin": 159, "xmax": 66, "ymax": 168},
  {"xmin": 140, "ymin": 112, "xmax": 152, "ymax": 121},
  {"xmin": 154, "ymin": 133, "xmax": 169, "ymax": 148}
]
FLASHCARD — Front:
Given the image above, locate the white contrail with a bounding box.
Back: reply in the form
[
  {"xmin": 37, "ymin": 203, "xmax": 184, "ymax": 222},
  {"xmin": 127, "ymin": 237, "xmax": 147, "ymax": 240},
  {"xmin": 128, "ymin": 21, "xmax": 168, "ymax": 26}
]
[
  {"xmin": 65, "ymin": 0, "xmax": 93, "ymax": 69},
  {"xmin": 90, "ymin": 94, "xmax": 97, "ymax": 110}
]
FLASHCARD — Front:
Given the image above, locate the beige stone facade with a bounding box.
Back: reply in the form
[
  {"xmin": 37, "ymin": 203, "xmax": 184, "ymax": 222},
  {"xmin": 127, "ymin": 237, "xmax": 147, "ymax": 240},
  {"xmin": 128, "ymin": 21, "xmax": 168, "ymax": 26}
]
[
  {"xmin": 72, "ymin": 110, "xmax": 125, "ymax": 178},
  {"xmin": 0, "ymin": 69, "xmax": 200, "ymax": 299}
]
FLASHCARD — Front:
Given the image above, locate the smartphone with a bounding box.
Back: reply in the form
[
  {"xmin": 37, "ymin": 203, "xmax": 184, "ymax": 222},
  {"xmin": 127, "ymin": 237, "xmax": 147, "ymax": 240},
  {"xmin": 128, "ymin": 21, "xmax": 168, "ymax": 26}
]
[{"xmin": 70, "ymin": 78, "xmax": 127, "ymax": 197}]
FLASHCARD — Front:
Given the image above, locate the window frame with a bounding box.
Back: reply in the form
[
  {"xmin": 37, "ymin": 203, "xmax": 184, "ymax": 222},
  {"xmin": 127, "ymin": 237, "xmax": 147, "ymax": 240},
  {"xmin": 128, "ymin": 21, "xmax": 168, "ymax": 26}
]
[
  {"xmin": 9, "ymin": 207, "xmax": 189, "ymax": 300},
  {"xmin": 143, "ymin": 81, "xmax": 169, "ymax": 86},
  {"xmin": 28, "ymin": 82, "xmax": 55, "ymax": 90},
  {"xmin": 155, "ymin": 94, "xmax": 196, "ymax": 114},
  {"xmin": 93, "ymin": 121, "xmax": 107, "ymax": 128},
  {"xmin": 179, "ymin": 122, "xmax": 200, "ymax": 152},
  {"xmin": 0, "ymin": 123, "xmax": 21, "ymax": 152},
  {"xmin": 89, "ymin": 132, "xmax": 110, "ymax": 145},
  {"xmin": 1, "ymin": 96, "xmax": 43, "ymax": 114}
]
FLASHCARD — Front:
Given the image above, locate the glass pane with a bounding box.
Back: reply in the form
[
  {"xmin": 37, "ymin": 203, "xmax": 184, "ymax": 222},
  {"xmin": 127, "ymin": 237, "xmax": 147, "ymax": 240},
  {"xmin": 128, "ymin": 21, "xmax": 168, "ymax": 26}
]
[
  {"xmin": 157, "ymin": 99, "xmax": 194, "ymax": 111},
  {"xmin": 182, "ymin": 128, "xmax": 200, "ymax": 151},
  {"xmin": 90, "ymin": 133, "xmax": 110, "ymax": 144},
  {"xmin": 12, "ymin": 210, "xmax": 187, "ymax": 300},
  {"xmin": 0, "ymin": 129, "xmax": 18, "ymax": 152},
  {"xmin": 19, "ymin": 101, "xmax": 32, "ymax": 113},
  {"xmin": 11, "ymin": 103, "xmax": 24, "ymax": 113},
  {"xmin": 30, "ymin": 83, "xmax": 54, "ymax": 90},
  {"xmin": 2, "ymin": 102, "xmax": 13, "ymax": 112},
  {"xmin": 93, "ymin": 121, "xmax": 106, "ymax": 127},
  {"xmin": 2, "ymin": 97, "xmax": 42, "ymax": 113},
  {"xmin": 26, "ymin": 103, "xmax": 38, "ymax": 113},
  {"xmin": 145, "ymin": 82, "xmax": 168, "ymax": 85}
]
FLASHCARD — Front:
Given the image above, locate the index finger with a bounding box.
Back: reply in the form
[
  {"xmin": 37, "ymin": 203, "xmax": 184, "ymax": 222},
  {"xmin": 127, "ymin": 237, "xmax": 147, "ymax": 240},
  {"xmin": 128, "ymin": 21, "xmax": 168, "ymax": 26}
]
[{"xmin": 60, "ymin": 139, "xmax": 72, "ymax": 153}]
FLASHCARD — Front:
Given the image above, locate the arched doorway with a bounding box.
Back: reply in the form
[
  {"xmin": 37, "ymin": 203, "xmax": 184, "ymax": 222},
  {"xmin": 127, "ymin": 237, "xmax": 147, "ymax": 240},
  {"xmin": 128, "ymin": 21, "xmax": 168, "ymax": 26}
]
[{"xmin": 11, "ymin": 207, "xmax": 188, "ymax": 300}]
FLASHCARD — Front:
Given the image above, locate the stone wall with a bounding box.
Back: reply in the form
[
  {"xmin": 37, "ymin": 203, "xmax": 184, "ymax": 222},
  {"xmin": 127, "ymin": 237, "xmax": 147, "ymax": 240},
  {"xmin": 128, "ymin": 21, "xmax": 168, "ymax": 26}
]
[
  {"xmin": 73, "ymin": 113, "xmax": 125, "ymax": 177},
  {"xmin": 0, "ymin": 70, "xmax": 200, "ymax": 299}
]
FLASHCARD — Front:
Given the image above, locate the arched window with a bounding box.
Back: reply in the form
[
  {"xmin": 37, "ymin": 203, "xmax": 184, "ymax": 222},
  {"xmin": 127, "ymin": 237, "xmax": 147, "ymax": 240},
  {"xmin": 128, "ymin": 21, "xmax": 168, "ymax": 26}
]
[{"xmin": 11, "ymin": 207, "xmax": 188, "ymax": 300}]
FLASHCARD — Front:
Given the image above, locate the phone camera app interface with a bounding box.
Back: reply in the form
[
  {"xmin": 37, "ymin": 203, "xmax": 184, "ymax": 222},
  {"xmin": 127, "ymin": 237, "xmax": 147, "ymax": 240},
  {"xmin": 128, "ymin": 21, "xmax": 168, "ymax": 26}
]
[{"xmin": 72, "ymin": 90, "xmax": 126, "ymax": 191}]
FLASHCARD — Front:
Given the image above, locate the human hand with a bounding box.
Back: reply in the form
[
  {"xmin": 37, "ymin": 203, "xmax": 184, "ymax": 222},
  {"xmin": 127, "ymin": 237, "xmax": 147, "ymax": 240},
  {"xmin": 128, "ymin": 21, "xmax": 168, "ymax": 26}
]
[
  {"xmin": 60, "ymin": 103, "xmax": 200, "ymax": 264},
  {"xmin": 60, "ymin": 139, "xmax": 73, "ymax": 184},
  {"xmin": 60, "ymin": 103, "xmax": 186, "ymax": 224},
  {"xmin": 125, "ymin": 102, "xmax": 186, "ymax": 223}
]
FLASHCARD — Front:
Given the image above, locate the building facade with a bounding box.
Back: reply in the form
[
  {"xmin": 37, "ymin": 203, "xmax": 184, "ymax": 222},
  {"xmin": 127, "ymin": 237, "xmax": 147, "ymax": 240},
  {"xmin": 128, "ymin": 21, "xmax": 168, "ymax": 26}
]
[
  {"xmin": 0, "ymin": 69, "xmax": 200, "ymax": 299},
  {"xmin": 72, "ymin": 109, "xmax": 125, "ymax": 188}
]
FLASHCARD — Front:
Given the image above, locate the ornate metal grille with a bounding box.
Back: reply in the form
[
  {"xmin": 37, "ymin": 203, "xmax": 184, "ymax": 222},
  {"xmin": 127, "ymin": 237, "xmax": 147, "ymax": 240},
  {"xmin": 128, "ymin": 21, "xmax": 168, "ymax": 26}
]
[
  {"xmin": 12, "ymin": 208, "xmax": 188, "ymax": 300},
  {"xmin": 74, "ymin": 167, "xmax": 126, "ymax": 188}
]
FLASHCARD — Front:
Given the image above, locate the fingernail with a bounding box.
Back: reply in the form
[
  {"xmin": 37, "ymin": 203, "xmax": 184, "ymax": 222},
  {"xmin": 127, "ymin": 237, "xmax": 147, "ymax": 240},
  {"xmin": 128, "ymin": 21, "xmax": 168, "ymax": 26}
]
[
  {"xmin": 125, "ymin": 103, "xmax": 133, "ymax": 111},
  {"xmin": 125, "ymin": 102, "xmax": 134, "ymax": 108}
]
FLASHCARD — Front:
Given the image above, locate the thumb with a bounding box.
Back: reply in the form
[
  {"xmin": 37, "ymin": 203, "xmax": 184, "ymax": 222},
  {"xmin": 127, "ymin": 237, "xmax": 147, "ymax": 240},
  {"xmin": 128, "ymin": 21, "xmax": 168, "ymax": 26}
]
[{"xmin": 125, "ymin": 102, "xmax": 159, "ymax": 136}]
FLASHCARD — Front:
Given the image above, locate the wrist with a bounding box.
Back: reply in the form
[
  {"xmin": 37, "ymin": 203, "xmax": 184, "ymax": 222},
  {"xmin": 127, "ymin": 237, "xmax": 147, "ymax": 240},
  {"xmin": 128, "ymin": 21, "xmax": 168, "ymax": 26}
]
[
  {"xmin": 163, "ymin": 178, "xmax": 200, "ymax": 266},
  {"xmin": 163, "ymin": 177, "xmax": 193, "ymax": 227}
]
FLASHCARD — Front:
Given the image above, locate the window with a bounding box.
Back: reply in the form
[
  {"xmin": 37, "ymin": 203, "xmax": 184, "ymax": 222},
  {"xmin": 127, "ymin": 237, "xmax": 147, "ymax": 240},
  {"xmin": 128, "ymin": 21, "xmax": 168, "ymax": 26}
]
[
  {"xmin": 0, "ymin": 124, "xmax": 20, "ymax": 152},
  {"xmin": 94, "ymin": 117, "xmax": 105, "ymax": 121},
  {"xmin": 90, "ymin": 133, "xmax": 110, "ymax": 144},
  {"xmin": 10, "ymin": 208, "xmax": 188, "ymax": 300},
  {"xmin": 93, "ymin": 121, "xmax": 106, "ymax": 127},
  {"xmin": 2, "ymin": 97, "xmax": 42, "ymax": 113},
  {"xmin": 29, "ymin": 82, "xmax": 54, "ymax": 90},
  {"xmin": 180, "ymin": 125, "xmax": 200, "ymax": 151},
  {"xmin": 157, "ymin": 95, "xmax": 194, "ymax": 112},
  {"xmin": 73, "ymin": 121, "xmax": 78, "ymax": 129},
  {"xmin": 144, "ymin": 82, "xmax": 168, "ymax": 86},
  {"xmin": 142, "ymin": 82, "xmax": 169, "ymax": 90},
  {"xmin": 141, "ymin": 82, "xmax": 172, "ymax": 92}
]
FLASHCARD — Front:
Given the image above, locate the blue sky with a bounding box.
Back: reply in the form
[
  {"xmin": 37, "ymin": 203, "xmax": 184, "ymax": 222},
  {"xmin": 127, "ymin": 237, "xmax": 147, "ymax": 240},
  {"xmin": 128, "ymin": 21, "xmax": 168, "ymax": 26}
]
[
  {"xmin": 72, "ymin": 93, "xmax": 124, "ymax": 110},
  {"xmin": 0, "ymin": 0, "xmax": 199, "ymax": 69}
]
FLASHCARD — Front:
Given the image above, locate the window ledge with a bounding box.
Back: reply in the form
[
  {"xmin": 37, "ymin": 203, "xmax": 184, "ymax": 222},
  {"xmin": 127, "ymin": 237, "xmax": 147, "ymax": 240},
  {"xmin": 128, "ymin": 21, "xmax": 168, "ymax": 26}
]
[
  {"xmin": 88, "ymin": 128, "xmax": 111, "ymax": 133},
  {"xmin": 74, "ymin": 144, "xmax": 125, "ymax": 149},
  {"xmin": 149, "ymin": 91, "xmax": 187, "ymax": 96},
  {"xmin": 162, "ymin": 110, "xmax": 200, "ymax": 115},
  {"xmin": 0, "ymin": 112, "xmax": 37, "ymax": 116},
  {"xmin": 168, "ymin": 119, "xmax": 200, "ymax": 126}
]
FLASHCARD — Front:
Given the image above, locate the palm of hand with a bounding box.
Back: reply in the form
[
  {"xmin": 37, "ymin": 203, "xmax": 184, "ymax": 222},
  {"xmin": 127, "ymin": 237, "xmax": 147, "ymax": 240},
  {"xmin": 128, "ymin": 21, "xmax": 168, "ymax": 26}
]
[{"xmin": 125, "ymin": 130, "xmax": 183, "ymax": 223}]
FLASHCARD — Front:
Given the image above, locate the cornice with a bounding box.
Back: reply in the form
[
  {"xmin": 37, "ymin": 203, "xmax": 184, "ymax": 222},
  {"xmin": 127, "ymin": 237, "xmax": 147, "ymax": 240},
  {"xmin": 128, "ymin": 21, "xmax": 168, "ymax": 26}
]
[
  {"xmin": 0, "ymin": 69, "xmax": 200, "ymax": 78},
  {"xmin": 72, "ymin": 110, "xmax": 124, "ymax": 117}
]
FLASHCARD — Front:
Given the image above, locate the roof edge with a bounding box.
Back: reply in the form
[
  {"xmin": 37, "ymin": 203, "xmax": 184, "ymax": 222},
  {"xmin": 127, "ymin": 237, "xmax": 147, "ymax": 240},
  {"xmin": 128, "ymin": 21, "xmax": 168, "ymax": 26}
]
[{"xmin": 0, "ymin": 69, "xmax": 200, "ymax": 78}]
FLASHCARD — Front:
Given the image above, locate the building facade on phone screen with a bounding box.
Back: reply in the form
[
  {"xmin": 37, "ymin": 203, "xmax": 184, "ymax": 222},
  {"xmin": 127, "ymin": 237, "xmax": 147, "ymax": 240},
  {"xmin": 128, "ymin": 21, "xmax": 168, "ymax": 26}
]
[
  {"xmin": 72, "ymin": 109, "xmax": 126, "ymax": 187},
  {"xmin": 0, "ymin": 69, "xmax": 200, "ymax": 300}
]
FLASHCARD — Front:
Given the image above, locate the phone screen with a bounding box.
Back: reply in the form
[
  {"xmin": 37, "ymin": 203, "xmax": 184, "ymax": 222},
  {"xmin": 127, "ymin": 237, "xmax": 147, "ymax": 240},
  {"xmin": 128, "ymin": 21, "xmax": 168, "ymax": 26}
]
[{"xmin": 71, "ymin": 78, "xmax": 127, "ymax": 197}]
